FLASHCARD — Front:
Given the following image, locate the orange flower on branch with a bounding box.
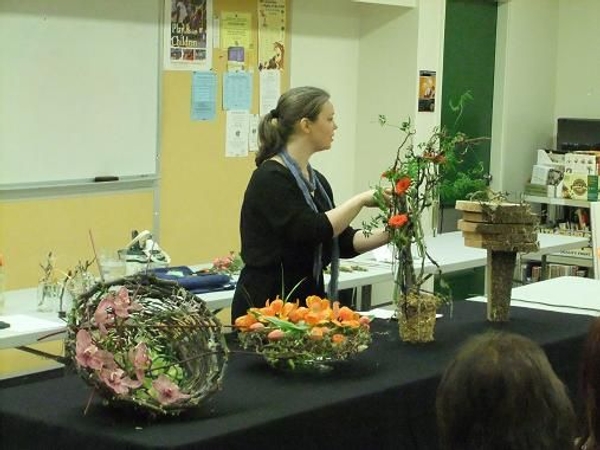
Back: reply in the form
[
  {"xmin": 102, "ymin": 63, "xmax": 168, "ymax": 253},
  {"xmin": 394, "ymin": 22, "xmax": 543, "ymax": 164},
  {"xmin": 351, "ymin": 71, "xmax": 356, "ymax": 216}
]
[
  {"xmin": 388, "ymin": 214, "xmax": 409, "ymax": 229},
  {"xmin": 395, "ymin": 177, "xmax": 411, "ymax": 194}
]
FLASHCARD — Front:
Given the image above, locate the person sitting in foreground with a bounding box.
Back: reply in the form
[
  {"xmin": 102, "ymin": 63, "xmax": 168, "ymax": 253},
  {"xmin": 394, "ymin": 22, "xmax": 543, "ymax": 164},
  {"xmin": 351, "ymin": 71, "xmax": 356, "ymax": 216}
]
[
  {"xmin": 436, "ymin": 331, "xmax": 576, "ymax": 450},
  {"xmin": 576, "ymin": 316, "xmax": 600, "ymax": 450}
]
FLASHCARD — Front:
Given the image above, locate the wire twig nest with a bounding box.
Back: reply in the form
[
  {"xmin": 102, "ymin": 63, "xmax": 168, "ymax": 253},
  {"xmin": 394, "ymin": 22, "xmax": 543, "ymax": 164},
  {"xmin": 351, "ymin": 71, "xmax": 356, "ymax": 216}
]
[
  {"xmin": 65, "ymin": 273, "xmax": 229, "ymax": 416},
  {"xmin": 235, "ymin": 296, "xmax": 372, "ymax": 372}
]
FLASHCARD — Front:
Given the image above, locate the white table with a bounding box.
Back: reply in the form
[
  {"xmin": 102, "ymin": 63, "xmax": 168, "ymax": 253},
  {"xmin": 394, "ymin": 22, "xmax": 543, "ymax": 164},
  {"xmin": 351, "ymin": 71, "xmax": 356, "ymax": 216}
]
[
  {"xmin": 469, "ymin": 276, "xmax": 600, "ymax": 316},
  {"xmin": 0, "ymin": 231, "xmax": 589, "ymax": 352},
  {"xmin": 365, "ymin": 231, "xmax": 589, "ymax": 273},
  {"xmin": 0, "ymin": 289, "xmax": 67, "ymax": 351}
]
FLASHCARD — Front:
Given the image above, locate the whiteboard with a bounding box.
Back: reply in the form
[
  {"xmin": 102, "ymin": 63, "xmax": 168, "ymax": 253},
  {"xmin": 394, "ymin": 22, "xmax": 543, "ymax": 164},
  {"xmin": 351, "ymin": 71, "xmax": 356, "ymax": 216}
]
[{"xmin": 0, "ymin": 0, "xmax": 161, "ymax": 186}]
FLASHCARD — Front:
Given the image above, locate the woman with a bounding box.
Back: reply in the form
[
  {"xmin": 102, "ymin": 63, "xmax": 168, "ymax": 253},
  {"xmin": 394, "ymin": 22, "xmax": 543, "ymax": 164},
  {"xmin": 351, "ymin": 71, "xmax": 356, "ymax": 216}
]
[
  {"xmin": 231, "ymin": 86, "xmax": 389, "ymax": 321},
  {"xmin": 577, "ymin": 316, "xmax": 600, "ymax": 450},
  {"xmin": 436, "ymin": 331, "xmax": 576, "ymax": 450}
]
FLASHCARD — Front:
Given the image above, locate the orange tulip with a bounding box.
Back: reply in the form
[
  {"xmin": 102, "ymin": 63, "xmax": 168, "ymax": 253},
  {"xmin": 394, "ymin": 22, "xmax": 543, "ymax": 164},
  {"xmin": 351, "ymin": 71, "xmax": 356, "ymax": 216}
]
[
  {"xmin": 234, "ymin": 314, "xmax": 257, "ymax": 331},
  {"xmin": 289, "ymin": 306, "xmax": 308, "ymax": 323},
  {"xmin": 270, "ymin": 298, "xmax": 284, "ymax": 314},
  {"xmin": 259, "ymin": 306, "xmax": 276, "ymax": 317},
  {"xmin": 309, "ymin": 327, "xmax": 324, "ymax": 340},
  {"xmin": 332, "ymin": 334, "xmax": 346, "ymax": 344},
  {"xmin": 341, "ymin": 319, "xmax": 361, "ymax": 328},
  {"xmin": 281, "ymin": 301, "xmax": 297, "ymax": 319},
  {"xmin": 338, "ymin": 306, "xmax": 357, "ymax": 322}
]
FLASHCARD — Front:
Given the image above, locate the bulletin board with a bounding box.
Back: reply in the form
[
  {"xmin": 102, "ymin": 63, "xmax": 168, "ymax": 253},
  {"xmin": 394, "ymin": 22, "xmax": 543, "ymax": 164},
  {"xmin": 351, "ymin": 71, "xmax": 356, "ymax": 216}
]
[
  {"xmin": 0, "ymin": 0, "xmax": 161, "ymax": 186},
  {"xmin": 159, "ymin": 0, "xmax": 290, "ymax": 265}
]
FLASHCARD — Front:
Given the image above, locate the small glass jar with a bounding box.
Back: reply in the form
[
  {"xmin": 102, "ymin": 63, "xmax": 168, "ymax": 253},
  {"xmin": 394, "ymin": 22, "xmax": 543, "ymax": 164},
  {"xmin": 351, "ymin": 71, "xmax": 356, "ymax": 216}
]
[{"xmin": 37, "ymin": 281, "xmax": 61, "ymax": 313}]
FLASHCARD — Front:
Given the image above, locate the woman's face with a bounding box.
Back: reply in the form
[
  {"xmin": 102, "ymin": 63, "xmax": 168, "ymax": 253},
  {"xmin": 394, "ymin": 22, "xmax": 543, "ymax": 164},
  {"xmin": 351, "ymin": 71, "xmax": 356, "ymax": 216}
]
[{"xmin": 306, "ymin": 101, "xmax": 337, "ymax": 151}]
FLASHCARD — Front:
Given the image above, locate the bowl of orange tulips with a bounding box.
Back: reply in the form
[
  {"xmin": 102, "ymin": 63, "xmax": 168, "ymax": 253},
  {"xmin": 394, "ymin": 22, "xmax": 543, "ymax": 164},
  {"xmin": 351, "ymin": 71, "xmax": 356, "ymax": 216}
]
[{"xmin": 234, "ymin": 295, "xmax": 372, "ymax": 372}]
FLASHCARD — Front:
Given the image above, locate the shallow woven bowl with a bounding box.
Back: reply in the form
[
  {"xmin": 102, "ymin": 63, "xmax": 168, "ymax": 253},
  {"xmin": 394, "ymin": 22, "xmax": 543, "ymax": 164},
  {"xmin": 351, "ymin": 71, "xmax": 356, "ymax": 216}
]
[
  {"xmin": 238, "ymin": 325, "xmax": 371, "ymax": 372},
  {"xmin": 65, "ymin": 274, "xmax": 229, "ymax": 416}
]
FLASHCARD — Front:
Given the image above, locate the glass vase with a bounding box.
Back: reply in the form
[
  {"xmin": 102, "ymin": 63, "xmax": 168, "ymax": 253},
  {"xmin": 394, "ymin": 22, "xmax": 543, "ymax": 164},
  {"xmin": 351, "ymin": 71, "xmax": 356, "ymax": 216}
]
[{"xmin": 37, "ymin": 281, "xmax": 62, "ymax": 313}]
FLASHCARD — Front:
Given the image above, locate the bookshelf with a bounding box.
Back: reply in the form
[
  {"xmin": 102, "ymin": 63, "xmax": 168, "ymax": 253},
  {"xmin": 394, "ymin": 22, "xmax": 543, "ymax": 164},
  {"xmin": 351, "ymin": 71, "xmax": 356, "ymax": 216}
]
[{"xmin": 521, "ymin": 195, "xmax": 599, "ymax": 283}]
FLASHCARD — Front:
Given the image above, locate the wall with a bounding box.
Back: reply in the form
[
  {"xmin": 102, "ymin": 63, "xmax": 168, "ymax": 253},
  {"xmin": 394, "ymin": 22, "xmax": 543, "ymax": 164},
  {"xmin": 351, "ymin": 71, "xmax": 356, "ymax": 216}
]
[
  {"xmin": 491, "ymin": 0, "xmax": 559, "ymax": 198},
  {"xmin": 289, "ymin": 0, "xmax": 361, "ymax": 204},
  {"xmin": 554, "ymin": 0, "xmax": 600, "ymax": 121},
  {"xmin": 0, "ymin": 191, "xmax": 154, "ymax": 288}
]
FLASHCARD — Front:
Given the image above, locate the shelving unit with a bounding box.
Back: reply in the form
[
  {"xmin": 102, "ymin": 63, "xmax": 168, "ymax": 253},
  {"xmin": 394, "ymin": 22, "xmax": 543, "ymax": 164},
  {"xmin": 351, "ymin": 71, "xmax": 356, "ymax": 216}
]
[{"xmin": 522, "ymin": 195, "xmax": 598, "ymax": 282}]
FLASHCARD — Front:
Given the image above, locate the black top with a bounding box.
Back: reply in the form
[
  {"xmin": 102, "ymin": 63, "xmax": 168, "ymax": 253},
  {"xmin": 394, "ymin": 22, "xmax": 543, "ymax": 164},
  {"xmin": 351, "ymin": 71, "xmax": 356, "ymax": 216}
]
[{"xmin": 231, "ymin": 160, "xmax": 359, "ymax": 320}]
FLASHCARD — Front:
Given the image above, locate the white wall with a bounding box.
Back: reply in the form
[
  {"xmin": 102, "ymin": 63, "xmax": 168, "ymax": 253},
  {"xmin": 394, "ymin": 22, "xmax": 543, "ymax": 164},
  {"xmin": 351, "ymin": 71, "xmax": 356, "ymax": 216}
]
[
  {"xmin": 290, "ymin": 0, "xmax": 444, "ymax": 210},
  {"xmin": 289, "ymin": 0, "xmax": 361, "ymax": 203},
  {"xmin": 554, "ymin": 0, "xmax": 600, "ymax": 121},
  {"xmin": 491, "ymin": 0, "xmax": 559, "ymax": 199},
  {"xmin": 290, "ymin": 0, "xmax": 446, "ymax": 305}
]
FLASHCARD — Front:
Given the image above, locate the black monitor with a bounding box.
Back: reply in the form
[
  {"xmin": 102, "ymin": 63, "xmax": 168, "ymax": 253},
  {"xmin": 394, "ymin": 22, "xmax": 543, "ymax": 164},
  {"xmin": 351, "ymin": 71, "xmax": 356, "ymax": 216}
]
[{"xmin": 556, "ymin": 118, "xmax": 600, "ymax": 151}]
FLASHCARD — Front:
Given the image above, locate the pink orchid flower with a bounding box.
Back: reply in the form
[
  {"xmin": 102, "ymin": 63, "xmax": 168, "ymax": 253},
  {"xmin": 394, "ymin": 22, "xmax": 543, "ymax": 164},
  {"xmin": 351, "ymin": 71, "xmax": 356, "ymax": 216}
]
[
  {"xmin": 94, "ymin": 295, "xmax": 116, "ymax": 334},
  {"xmin": 152, "ymin": 374, "xmax": 191, "ymax": 405},
  {"xmin": 113, "ymin": 287, "xmax": 142, "ymax": 317},
  {"xmin": 99, "ymin": 367, "xmax": 142, "ymax": 395},
  {"xmin": 75, "ymin": 330, "xmax": 117, "ymax": 371},
  {"xmin": 75, "ymin": 329, "xmax": 101, "ymax": 369},
  {"xmin": 129, "ymin": 342, "xmax": 151, "ymax": 381}
]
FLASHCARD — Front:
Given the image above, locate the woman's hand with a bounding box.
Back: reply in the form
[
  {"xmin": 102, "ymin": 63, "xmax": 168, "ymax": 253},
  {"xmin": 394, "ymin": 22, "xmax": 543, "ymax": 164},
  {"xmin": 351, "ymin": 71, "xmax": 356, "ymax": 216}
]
[{"xmin": 362, "ymin": 188, "xmax": 391, "ymax": 208}]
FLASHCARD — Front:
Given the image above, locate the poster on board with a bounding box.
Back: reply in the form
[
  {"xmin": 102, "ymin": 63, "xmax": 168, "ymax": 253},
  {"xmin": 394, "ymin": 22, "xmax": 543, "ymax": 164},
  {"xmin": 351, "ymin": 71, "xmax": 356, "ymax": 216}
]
[
  {"xmin": 164, "ymin": 0, "xmax": 213, "ymax": 71},
  {"xmin": 257, "ymin": 0, "xmax": 286, "ymax": 71},
  {"xmin": 418, "ymin": 70, "xmax": 436, "ymax": 112}
]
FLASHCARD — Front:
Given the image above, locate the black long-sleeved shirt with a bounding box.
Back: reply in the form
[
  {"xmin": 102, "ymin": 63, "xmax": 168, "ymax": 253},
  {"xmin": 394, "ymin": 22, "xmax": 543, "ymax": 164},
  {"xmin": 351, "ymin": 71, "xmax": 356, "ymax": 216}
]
[{"xmin": 231, "ymin": 160, "xmax": 359, "ymax": 320}]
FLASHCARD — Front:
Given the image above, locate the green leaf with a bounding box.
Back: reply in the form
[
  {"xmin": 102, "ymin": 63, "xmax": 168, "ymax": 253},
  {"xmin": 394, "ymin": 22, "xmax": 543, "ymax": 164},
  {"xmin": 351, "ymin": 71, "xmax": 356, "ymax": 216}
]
[{"xmin": 262, "ymin": 316, "xmax": 309, "ymax": 332}]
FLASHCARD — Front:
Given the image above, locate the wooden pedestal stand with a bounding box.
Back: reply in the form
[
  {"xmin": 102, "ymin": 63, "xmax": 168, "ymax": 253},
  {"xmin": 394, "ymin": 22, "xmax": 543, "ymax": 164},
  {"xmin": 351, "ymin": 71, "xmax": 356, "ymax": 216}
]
[{"xmin": 456, "ymin": 200, "xmax": 539, "ymax": 322}]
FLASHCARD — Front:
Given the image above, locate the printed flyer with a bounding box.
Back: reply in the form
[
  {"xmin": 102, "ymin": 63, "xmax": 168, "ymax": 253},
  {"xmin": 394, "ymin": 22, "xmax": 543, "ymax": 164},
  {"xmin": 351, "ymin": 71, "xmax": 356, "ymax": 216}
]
[
  {"xmin": 165, "ymin": 0, "xmax": 213, "ymax": 71},
  {"xmin": 257, "ymin": 0, "xmax": 286, "ymax": 71}
]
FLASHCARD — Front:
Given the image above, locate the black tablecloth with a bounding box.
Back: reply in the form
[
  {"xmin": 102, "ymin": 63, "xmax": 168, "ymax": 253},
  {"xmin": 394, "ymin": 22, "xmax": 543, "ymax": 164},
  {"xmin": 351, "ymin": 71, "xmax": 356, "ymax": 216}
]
[{"xmin": 0, "ymin": 301, "xmax": 592, "ymax": 450}]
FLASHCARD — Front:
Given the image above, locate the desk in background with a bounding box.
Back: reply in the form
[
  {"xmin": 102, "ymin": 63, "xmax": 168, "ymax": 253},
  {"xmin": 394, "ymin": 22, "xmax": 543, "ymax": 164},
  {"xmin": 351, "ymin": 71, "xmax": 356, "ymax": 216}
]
[
  {"xmin": 0, "ymin": 231, "xmax": 589, "ymax": 353},
  {"xmin": 469, "ymin": 275, "xmax": 600, "ymax": 316},
  {"xmin": 0, "ymin": 299, "xmax": 593, "ymax": 450}
]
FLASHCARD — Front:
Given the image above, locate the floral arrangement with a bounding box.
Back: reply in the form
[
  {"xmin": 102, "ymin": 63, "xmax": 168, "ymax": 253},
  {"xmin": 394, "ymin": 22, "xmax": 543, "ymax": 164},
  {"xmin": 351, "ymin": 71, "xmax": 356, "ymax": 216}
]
[
  {"xmin": 235, "ymin": 295, "xmax": 372, "ymax": 371},
  {"xmin": 364, "ymin": 92, "xmax": 483, "ymax": 301},
  {"xmin": 37, "ymin": 251, "xmax": 63, "ymax": 312},
  {"xmin": 208, "ymin": 251, "xmax": 244, "ymax": 275},
  {"xmin": 362, "ymin": 94, "xmax": 484, "ymax": 342},
  {"xmin": 65, "ymin": 259, "xmax": 96, "ymax": 299},
  {"xmin": 66, "ymin": 274, "xmax": 229, "ymax": 416}
]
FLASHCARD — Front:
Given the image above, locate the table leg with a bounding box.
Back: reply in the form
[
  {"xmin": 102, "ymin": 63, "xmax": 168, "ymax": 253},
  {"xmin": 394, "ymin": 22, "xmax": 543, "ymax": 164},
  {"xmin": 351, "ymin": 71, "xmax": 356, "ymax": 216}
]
[{"xmin": 361, "ymin": 285, "xmax": 372, "ymax": 310}]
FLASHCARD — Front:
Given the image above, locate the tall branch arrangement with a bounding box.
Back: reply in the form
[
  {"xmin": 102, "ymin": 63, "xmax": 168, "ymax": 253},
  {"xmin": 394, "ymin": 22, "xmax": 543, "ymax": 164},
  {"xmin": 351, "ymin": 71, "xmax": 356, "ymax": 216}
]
[{"xmin": 363, "ymin": 92, "xmax": 486, "ymax": 302}]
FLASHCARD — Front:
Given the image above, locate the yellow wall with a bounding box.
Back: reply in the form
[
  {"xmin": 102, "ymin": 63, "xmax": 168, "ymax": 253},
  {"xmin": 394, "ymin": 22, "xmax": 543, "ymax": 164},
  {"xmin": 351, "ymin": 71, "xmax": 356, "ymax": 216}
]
[
  {"xmin": 0, "ymin": 0, "xmax": 289, "ymax": 372},
  {"xmin": 0, "ymin": 192, "xmax": 154, "ymax": 289}
]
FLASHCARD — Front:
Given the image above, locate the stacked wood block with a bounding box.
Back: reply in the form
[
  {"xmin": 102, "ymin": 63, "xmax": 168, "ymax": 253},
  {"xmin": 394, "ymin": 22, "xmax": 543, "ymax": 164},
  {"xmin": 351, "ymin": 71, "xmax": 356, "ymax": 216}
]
[{"xmin": 455, "ymin": 200, "xmax": 539, "ymax": 322}]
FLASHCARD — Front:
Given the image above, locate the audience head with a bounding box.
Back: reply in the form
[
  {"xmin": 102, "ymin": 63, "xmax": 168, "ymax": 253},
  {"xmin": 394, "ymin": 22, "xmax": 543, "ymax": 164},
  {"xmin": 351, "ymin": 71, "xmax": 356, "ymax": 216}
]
[
  {"xmin": 255, "ymin": 86, "xmax": 330, "ymax": 166},
  {"xmin": 579, "ymin": 316, "xmax": 600, "ymax": 450},
  {"xmin": 436, "ymin": 331, "xmax": 576, "ymax": 450}
]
